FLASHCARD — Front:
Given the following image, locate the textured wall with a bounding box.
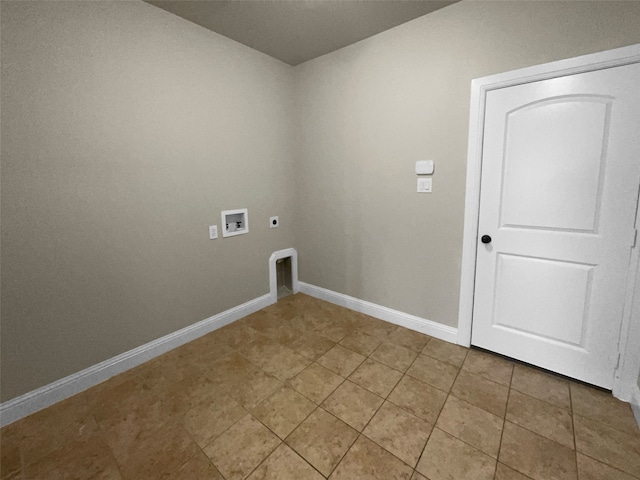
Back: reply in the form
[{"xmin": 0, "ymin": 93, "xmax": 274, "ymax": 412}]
[
  {"xmin": 294, "ymin": 0, "xmax": 640, "ymax": 328},
  {"xmin": 3, "ymin": 0, "xmax": 640, "ymax": 403},
  {"xmin": 1, "ymin": 0, "xmax": 296, "ymax": 401}
]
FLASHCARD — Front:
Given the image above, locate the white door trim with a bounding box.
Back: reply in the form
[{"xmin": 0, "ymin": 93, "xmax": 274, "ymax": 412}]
[{"xmin": 458, "ymin": 43, "xmax": 640, "ymax": 399}]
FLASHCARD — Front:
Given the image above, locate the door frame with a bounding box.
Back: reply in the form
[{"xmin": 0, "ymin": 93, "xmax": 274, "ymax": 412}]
[{"xmin": 457, "ymin": 43, "xmax": 640, "ymax": 401}]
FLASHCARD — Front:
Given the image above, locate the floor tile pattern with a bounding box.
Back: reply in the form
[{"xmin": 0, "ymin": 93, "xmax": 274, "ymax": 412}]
[{"xmin": 1, "ymin": 293, "xmax": 639, "ymax": 479}]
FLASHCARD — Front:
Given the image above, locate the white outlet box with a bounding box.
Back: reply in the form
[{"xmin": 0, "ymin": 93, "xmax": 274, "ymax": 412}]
[
  {"xmin": 221, "ymin": 208, "xmax": 249, "ymax": 237},
  {"xmin": 270, "ymin": 216, "xmax": 279, "ymax": 228},
  {"xmin": 209, "ymin": 225, "xmax": 218, "ymax": 239},
  {"xmin": 417, "ymin": 178, "xmax": 432, "ymax": 193}
]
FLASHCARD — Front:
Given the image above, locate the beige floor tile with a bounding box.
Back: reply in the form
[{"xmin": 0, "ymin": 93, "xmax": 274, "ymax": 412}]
[
  {"xmin": 288, "ymin": 333, "xmax": 336, "ymax": 360},
  {"xmin": 22, "ymin": 433, "xmax": 121, "ymax": 480},
  {"xmin": 321, "ymin": 381, "xmax": 384, "ymax": 431},
  {"xmin": 239, "ymin": 336, "xmax": 289, "ymax": 365},
  {"xmin": 386, "ymin": 327, "xmax": 431, "ymax": 353},
  {"xmin": 495, "ymin": 463, "xmax": 533, "ymax": 479},
  {"xmin": 288, "ymin": 363, "xmax": 345, "ymax": 404},
  {"xmin": 576, "ymin": 453, "xmax": 637, "ymax": 480},
  {"xmin": 340, "ymin": 331, "xmax": 382, "ymax": 356},
  {"xmin": 166, "ymin": 451, "xmax": 224, "ymax": 480},
  {"xmin": 139, "ymin": 356, "xmax": 206, "ymax": 396},
  {"xmin": 406, "ymin": 354, "xmax": 459, "ymax": 392},
  {"xmin": 363, "ymin": 401, "xmax": 433, "ymax": 467},
  {"xmin": 153, "ymin": 374, "xmax": 223, "ymax": 419},
  {"xmin": 204, "ymin": 415, "xmax": 281, "ymax": 480},
  {"xmin": 182, "ymin": 393, "xmax": 248, "ymax": 447},
  {"xmin": 260, "ymin": 348, "xmax": 313, "ymax": 382},
  {"xmin": 450, "ymin": 370, "xmax": 509, "ymax": 417},
  {"xmin": 573, "ymin": 415, "xmax": 640, "ymax": 477},
  {"xmin": 422, "ymin": 338, "xmax": 469, "ymax": 367},
  {"xmin": 511, "ymin": 364, "xmax": 571, "ymax": 410},
  {"xmin": 329, "ymin": 435, "xmax": 413, "ymax": 480},
  {"xmin": 223, "ymin": 370, "xmax": 284, "ymax": 410},
  {"xmin": 252, "ymin": 386, "xmax": 316, "ymax": 439},
  {"xmin": 247, "ymin": 444, "xmax": 324, "ymax": 480},
  {"xmin": 317, "ymin": 345, "xmax": 365, "ymax": 377},
  {"xmin": 355, "ymin": 317, "xmax": 398, "ymax": 339},
  {"xmin": 462, "ymin": 349, "xmax": 513, "ymax": 387},
  {"xmin": 436, "ymin": 395, "xmax": 503, "ymax": 458},
  {"xmin": 416, "ymin": 428, "xmax": 496, "ymax": 480},
  {"xmin": 190, "ymin": 343, "xmax": 238, "ymax": 370},
  {"xmin": 348, "ymin": 358, "xmax": 403, "ymax": 397},
  {"xmin": 387, "ymin": 375, "xmax": 447, "ymax": 424},
  {"xmin": 213, "ymin": 322, "xmax": 264, "ymax": 350},
  {"xmin": 83, "ymin": 367, "xmax": 143, "ymax": 403},
  {"xmin": 8, "ymin": 393, "xmax": 98, "ymax": 468},
  {"xmin": 205, "ymin": 352, "xmax": 262, "ymax": 386},
  {"xmin": 181, "ymin": 333, "xmax": 237, "ymax": 364},
  {"xmin": 243, "ymin": 309, "xmax": 281, "ymax": 330},
  {"xmin": 111, "ymin": 422, "xmax": 201, "ymax": 480},
  {"xmin": 98, "ymin": 397, "xmax": 174, "ymax": 460},
  {"xmin": 570, "ymin": 383, "xmax": 639, "ymax": 436},
  {"xmin": 499, "ymin": 421, "xmax": 577, "ymax": 480},
  {"xmin": 312, "ymin": 318, "xmax": 354, "ymax": 343},
  {"xmin": 0, "ymin": 424, "xmax": 21, "ymax": 480},
  {"xmin": 411, "ymin": 472, "xmax": 428, "ymax": 480},
  {"xmin": 506, "ymin": 390, "xmax": 574, "ymax": 449},
  {"xmin": 285, "ymin": 408, "xmax": 358, "ymax": 477},
  {"xmin": 370, "ymin": 343, "xmax": 418, "ymax": 372},
  {"xmin": 250, "ymin": 320, "xmax": 304, "ymax": 346}
]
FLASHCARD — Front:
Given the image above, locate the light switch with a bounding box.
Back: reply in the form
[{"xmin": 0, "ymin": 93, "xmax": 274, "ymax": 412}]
[
  {"xmin": 209, "ymin": 225, "xmax": 218, "ymax": 239},
  {"xmin": 417, "ymin": 178, "xmax": 432, "ymax": 193}
]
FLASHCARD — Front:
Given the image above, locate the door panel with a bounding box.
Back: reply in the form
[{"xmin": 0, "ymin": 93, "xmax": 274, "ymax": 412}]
[
  {"xmin": 493, "ymin": 254, "xmax": 593, "ymax": 346},
  {"xmin": 500, "ymin": 97, "xmax": 610, "ymax": 232},
  {"xmin": 472, "ymin": 63, "xmax": 640, "ymax": 388}
]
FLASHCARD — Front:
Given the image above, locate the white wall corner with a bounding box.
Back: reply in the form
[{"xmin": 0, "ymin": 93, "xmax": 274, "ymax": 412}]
[
  {"xmin": 0, "ymin": 293, "xmax": 272, "ymax": 428},
  {"xmin": 299, "ymin": 282, "xmax": 458, "ymax": 344},
  {"xmin": 269, "ymin": 248, "xmax": 299, "ymax": 304}
]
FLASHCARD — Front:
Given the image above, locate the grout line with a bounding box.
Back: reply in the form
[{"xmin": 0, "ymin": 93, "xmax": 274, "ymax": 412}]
[
  {"xmin": 576, "ymin": 450, "xmax": 640, "ymax": 480},
  {"xmin": 495, "ymin": 376, "xmax": 513, "ymax": 478},
  {"xmin": 240, "ymin": 436, "xmax": 283, "ymax": 480},
  {"xmin": 568, "ymin": 384, "xmax": 579, "ymax": 479}
]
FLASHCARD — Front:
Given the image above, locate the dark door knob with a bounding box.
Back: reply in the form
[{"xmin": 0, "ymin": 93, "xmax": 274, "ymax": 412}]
[{"xmin": 481, "ymin": 235, "xmax": 492, "ymax": 244}]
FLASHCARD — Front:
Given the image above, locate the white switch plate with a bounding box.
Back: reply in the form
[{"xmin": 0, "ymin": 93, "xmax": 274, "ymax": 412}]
[
  {"xmin": 417, "ymin": 178, "xmax": 432, "ymax": 193},
  {"xmin": 270, "ymin": 216, "xmax": 279, "ymax": 228},
  {"xmin": 209, "ymin": 225, "xmax": 218, "ymax": 239}
]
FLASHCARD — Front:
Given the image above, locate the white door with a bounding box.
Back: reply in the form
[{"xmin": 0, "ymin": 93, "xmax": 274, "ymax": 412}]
[{"xmin": 472, "ymin": 63, "xmax": 640, "ymax": 388}]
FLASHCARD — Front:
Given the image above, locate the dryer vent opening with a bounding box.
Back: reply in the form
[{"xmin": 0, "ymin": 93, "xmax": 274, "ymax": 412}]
[{"xmin": 276, "ymin": 257, "xmax": 293, "ymax": 300}]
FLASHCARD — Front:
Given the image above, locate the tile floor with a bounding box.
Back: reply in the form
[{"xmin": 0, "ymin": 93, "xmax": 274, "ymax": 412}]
[{"xmin": 2, "ymin": 293, "xmax": 639, "ymax": 479}]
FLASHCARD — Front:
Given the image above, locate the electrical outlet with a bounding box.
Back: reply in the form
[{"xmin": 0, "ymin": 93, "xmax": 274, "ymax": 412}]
[
  {"xmin": 270, "ymin": 216, "xmax": 279, "ymax": 228},
  {"xmin": 209, "ymin": 225, "xmax": 218, "ymax": 239}
]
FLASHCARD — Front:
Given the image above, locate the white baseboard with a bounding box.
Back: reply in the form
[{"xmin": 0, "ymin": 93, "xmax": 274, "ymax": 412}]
[
  {"xmin": 0, "ymin": 294, "xmax": 273, "ymax": 428},
  {"xmin": 299, "ymin": 282, "xmax": 458, "ymax": 344}
]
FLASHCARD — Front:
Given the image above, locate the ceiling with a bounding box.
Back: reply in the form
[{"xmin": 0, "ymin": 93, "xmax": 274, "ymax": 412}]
[{"xmin": 145, "ymin": 1, "xmax": 458, "ymax": 66}]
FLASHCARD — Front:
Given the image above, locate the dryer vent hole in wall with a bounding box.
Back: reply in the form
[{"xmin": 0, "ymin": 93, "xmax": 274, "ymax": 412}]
[{"xmin": 276, "ymin": 257, "xmax": 293, "ymax": 299}]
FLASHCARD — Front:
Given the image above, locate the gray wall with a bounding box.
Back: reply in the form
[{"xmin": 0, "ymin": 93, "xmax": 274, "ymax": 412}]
[
  {"xmin": 0, "ymin": 1, "xmax": 296, "ymax": 401},
  {"xmin": 3, "ymin": 0, "xmax": 640, "ymax": 403},
  {"xmin": 294, "ymin": 0, "xmax": 640, "ymax": 328}
]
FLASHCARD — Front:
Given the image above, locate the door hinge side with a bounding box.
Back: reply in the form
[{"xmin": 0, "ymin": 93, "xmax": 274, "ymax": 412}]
[
  {"xmin": 632, "ymin": 229, "xmax": 638, "ymax": 249},
  {"xmin": 615, "ymin": 353, "xmax": 621, "ymax": 371}
]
